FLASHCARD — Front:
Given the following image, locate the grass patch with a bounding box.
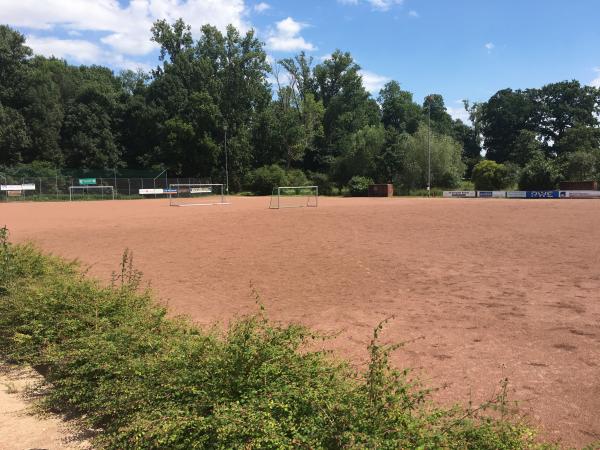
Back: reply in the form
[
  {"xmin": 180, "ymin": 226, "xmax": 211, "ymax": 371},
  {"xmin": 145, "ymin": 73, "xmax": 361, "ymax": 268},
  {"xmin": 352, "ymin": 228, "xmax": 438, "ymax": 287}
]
[{"xmin": 0, "ymin": 226, "xmax": 557, "ymax": 449}]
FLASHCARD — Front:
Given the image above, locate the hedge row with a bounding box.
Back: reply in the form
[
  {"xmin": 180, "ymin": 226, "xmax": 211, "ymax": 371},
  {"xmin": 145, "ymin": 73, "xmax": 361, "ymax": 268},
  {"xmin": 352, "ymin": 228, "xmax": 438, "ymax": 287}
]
[{"xmin": 0, "ymin": 227, "xmax": 552, "ymax": 449}]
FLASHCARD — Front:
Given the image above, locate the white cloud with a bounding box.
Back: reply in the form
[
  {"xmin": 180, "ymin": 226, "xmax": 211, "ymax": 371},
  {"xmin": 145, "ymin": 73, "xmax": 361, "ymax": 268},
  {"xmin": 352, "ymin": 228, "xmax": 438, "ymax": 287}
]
[
  {"xmin": 485, "ymin": 42, "xmax": 495, "ymax": 53},
  {"xmin": 254, "ymin": 2, "xmax": 270, "ymax": 13},
  {"xmin": 590, "ymin": 68, "xmax": 600, "ymax": 88},
  {"xmin": 2, "ymin": 0, "xmax": 249, "ymax": 68},
  {"xmin": 369, "ymin": 0, "xmax": 403, "ymax": 11},
  {"xmin": 27, "ymin": 34, "xmax": 151, "ymax": 71},
  {"xmin": 26, "ymin": 35, "xmax": 104, "ymax": 64},
  {"xmin": 447, "ymin": 101, "xmax": 471, "ymax": 124},
  {"xmin": 338, "ymin": 0, "xmax": 404, "ymax": 11},
  {"xmin": 408, "ymin": 10, "xmax": 419, "ymax": 18},
  {"xmin": 266, "ymin": 17, "xmax": 315, "ymax": 52},
  {"xmin": 359, "ymin": 70, "xmax": 390, "ymax": 94},
  {"xmin": 100, "ymin": 32, "xmax": 157, "ymax": 56}
]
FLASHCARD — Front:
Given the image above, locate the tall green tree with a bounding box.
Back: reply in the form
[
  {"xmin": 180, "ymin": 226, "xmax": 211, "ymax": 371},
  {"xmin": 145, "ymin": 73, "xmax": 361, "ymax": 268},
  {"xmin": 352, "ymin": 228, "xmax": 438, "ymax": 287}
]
[
  {"xmin": 278, "ymin": 51, "xmax": 317, "ymax": 101},
  {"xmin": 451, "ymin": 117, "xmax": 481, "ymax": 176},
  {"xmin": 61, "ymin": 87, "xmax": 123, "ymax": 169},
  {"xmin": 150, "ymin": 20, "xmax": 270, "ymax": 187},
  {"xmin": 333, "ymin": 125, "xmax": 385, "ymax": 186},
  {"xmin": 423, "ymin": 94, "xmax": 453, "ymax": 135},
  {"xmin": 396, "ymin": 126, "xmax": 465, "ymax": 190},
  {"xmin": 477, "ymin": 88, "xmax": 538, "ymax": 163},
  {"xmin": 0, "ymin": 25, "xmax": 31, "ymax": 107},
  {"xmin": 535, "ymin": 80, "xmax": 600, "ymax": 149},
  {"xmin": 20, "ymin": 57, "xmax": 65, "ymax": 164},
  {"xmin": 509, "ymin": 130, "xmax": 543, "ymax": 166},
  {"xmin": 554, "ymin": 125, "xmax": 600, "ymax": 155},
  {"xmin": 379, "ymin": 81, "xmax": 421, "ymax": 134},
  {"xmin": 376, "ymin": 128, "xmax": 407, "ymax": 183},
  {"xmin": 314, "ymin": 50, "xmax": 380, "ymax": 166},
  {"xmin": 0, "ymin": 104, "xmax": 30, "ymax": 165},
  {"xmin": 273, "ymin": 57, "xmax": 324, "ymax": 169}
]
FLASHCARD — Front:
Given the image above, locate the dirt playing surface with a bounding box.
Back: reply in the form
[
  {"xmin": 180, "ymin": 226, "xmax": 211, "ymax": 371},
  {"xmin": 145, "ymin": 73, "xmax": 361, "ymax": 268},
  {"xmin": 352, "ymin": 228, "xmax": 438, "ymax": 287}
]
[
  {"xmin": 2, "ymin": 197, "xmax": 599, "ymax": 447},
  {"xmin": 0, "ymin": 364, "xmax": 91, "ymax": 450}
]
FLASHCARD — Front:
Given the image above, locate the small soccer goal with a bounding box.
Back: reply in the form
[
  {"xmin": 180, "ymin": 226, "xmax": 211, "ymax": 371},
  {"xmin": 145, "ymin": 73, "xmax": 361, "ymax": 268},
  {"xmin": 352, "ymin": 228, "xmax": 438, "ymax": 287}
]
[
  {"xmin": 269, "ymin": 186, "xmax": 319, "ymax": 209},
  {"xmin": 69, "ymin": 185, "xmax": 115, "ymax": 201},
  {"xmin": 169, "ymin": 184, "xmax": 229, "ymax": 207}
]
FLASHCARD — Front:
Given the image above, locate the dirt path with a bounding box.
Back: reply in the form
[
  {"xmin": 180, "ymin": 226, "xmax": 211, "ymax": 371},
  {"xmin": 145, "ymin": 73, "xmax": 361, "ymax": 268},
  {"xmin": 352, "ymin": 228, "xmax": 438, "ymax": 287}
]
[
  {"xmin": 0, "ymin": 364, "xmax": 91, "ymax": 450},
  {"xmin": 2, "ymin": 196, "xmax": 599, "ymax": 447}
]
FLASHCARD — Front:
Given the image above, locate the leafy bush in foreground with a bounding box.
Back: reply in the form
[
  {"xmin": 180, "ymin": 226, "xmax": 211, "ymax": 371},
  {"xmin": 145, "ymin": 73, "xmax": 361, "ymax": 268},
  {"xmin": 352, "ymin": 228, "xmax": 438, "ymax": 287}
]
[{"xmin": 0, "ymin": 227, "xmax": 553, "ymax": 449}]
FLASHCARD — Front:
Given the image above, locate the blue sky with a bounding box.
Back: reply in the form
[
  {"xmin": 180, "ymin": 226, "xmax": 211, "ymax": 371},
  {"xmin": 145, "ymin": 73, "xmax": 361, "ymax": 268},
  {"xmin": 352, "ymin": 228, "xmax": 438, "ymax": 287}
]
[{"xmin": 2, "ymin": 0, "xmax": 600, "ymax": 121}]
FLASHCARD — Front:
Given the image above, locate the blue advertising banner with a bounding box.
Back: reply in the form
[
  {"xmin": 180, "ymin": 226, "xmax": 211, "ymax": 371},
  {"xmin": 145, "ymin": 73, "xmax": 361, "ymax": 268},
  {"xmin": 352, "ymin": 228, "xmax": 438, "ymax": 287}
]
[{"xmin": 526, "ymin": 191, "xmax": 560, "ymax": 199}]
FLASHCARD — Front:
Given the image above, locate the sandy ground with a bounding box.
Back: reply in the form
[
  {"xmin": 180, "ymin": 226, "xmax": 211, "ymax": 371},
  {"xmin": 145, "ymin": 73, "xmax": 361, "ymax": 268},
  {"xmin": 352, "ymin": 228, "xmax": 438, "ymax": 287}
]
[
  {"xmin": 1, "ymin": 196, "xmax": 599, "ymax": 447},
  {"xmin": 0, "ymin": 364, "xmax": 91, "ymax": 450}
]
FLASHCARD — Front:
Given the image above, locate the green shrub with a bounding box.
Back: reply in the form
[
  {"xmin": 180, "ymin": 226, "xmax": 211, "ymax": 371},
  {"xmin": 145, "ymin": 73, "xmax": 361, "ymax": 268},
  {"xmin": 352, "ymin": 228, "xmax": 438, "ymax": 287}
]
[
  {"xmin": 1, "ymin": 160, "xmax": 60, "ymax": 178},
  {"xmin": 307, "ymin": 171, "xmax": 334, "ymax": 195},
  {"xmin": 285, "ymin": 168, "xmax": 309, "ymax": 187},
  {"xmin": 348, "ymin": 176, "xmax": 374, "ymax": 197},
  {"xmin": 471, "ymin": 160, "xmax": 511, "ymax": 191},
  {"xmin": 457, "ymin": 180, "xmax": 475, "ymax": 190},
  {"xmin": 245, "ymin": 164, "xmax": 288, "ymax": 195},
  {"xmin": 559, "ymin": 150, "xmax": 599, "ymax": 182},
  {"xmin": 0, "ymin": 231, "xmax": 553, "ymax": 449},
  {"xmin": 245, "ymin": 165, "xmax": 311, "ymax": 195},
  {"xmin": 402, "ymin": 188, "xmax": 444, "ymax": 197},
  {"xmin": 519, "ymin": 154, "xmax": 560, "ymax": 190}
]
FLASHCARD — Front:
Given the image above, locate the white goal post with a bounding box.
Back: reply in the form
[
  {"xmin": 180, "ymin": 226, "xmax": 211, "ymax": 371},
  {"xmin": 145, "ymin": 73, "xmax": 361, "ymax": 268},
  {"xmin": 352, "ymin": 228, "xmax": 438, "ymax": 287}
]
[
  {"xmin": 169, "ymin": 183, "xmax": 229, "ymax": 207},
  {"xmin": 69, "ymin": 185, "xmax": 115, "ymax": 201},
  {"xmin": 269, "ymin": 186, "xmax": 319, "ymax": 209}
]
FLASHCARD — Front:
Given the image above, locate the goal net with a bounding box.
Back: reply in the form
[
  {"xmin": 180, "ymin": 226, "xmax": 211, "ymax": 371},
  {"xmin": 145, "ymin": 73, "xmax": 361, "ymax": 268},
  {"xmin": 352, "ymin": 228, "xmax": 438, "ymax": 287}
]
[
  {"xmin": 69, "ymin": 185, "xmax": 114, "ymax": 201},
  {"xmin": 269, "ymin": 186, "xmax": 319, "ymax": 209},
  {"xmin": 169, "ymin": 184, "xmax": 228, "ymax": 206}
]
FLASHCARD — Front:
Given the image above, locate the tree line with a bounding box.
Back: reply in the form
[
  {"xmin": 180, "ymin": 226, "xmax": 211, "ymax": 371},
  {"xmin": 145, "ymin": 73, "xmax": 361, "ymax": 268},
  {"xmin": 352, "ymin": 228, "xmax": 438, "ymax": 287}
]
[{"xmin": 1, "ymin": 21, "xmax": 599, "ymax": 193}]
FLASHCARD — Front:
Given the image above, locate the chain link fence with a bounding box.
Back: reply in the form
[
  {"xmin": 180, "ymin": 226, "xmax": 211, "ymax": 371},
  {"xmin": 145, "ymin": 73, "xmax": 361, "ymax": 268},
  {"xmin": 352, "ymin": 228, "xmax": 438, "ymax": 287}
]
[{"xmin": 0, "ymin": 175, "xmax": 208, "ymax": 202}]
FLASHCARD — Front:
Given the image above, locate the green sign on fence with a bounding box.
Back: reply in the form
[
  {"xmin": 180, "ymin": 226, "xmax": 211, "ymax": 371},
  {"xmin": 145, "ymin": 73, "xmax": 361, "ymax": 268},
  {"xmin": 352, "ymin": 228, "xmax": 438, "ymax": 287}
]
[{"xmin": 79, "ymin": 178, "xmax": 97, "ymax": 185}]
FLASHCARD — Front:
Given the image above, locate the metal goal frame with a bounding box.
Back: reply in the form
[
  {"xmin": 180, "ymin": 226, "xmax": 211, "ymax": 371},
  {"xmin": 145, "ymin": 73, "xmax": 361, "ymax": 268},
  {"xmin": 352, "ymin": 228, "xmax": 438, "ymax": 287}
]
[
  {"xmin": 169, "ymin": 183, "xmax": 229, "ymax": 207},
  {"xmin": 269, "ymin": 186, "xmax": 319, "ymax": 209},
  {"xmin": 68, "ymin": 185, "xmax": 115, "ymax": 201}
]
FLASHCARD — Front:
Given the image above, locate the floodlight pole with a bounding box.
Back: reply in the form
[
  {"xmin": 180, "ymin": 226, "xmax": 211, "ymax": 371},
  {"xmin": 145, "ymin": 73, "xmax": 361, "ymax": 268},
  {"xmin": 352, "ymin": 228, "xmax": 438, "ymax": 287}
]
[
  {"xmin": 154, "ymin": 168, "xmax": 168, "ymax": 199},
  {"xmin": 427, "ymin": 96, "xmax": 431, "ymax": 197},
  {"xmin": 224, "ymin": 124, "xmax": 229, "ymax": 196}
]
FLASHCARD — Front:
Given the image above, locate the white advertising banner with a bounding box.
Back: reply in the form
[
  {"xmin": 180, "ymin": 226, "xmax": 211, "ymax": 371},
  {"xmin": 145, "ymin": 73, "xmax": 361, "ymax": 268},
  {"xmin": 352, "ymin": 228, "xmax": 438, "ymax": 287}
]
[
  {"xmin": 443, "ymin": 191, "xmax": 476, "ymax": 198},
  {"xmin": 1, "ymin": 183, "xmax": 35, "ymax": 191},
  {"xmin": 477, "ymin": 191, "xmax": 507, "ymax": 198},
  {"xmin": 190, "ymin": 187, "xmax": 212, "ymax": 194},
  {"xmin": 506, "ymin": 191, "xmax": 527, "ymax": 198},
  {"xmin": 560, "ymin": 190, "xmax": 600, "ymax": 199}
]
